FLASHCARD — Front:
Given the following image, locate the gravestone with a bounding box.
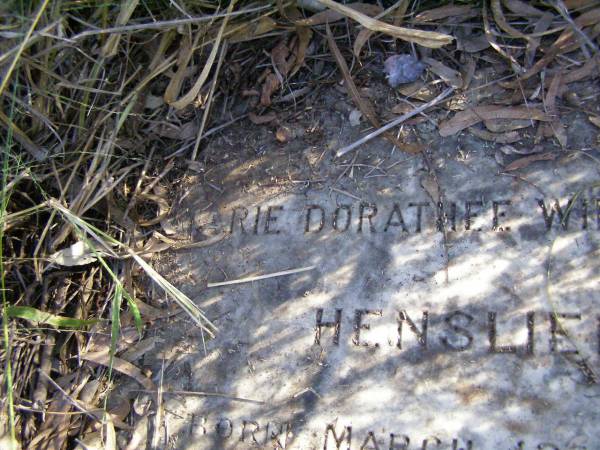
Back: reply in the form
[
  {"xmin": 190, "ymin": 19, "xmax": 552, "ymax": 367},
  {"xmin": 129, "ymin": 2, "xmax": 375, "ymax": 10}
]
[{"xmin": 154, "ymin": 120, "xmax": 600, "ymax": 450}]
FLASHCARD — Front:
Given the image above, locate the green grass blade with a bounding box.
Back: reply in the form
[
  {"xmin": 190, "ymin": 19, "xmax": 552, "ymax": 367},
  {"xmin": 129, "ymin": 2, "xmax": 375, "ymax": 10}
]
[{"xmin": 5, "ymin": 306, "xmax": 98, "ymax": 328}]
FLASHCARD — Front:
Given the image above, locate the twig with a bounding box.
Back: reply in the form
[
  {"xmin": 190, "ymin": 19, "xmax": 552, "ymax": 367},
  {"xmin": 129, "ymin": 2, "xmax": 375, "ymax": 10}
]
[
  {"xmin": 132, "ymin": 389, "xmax": 265, "ymax": 404},
  {"xmin": 336, "ymin": 87, "xmax": 455, "ymax": 157},
  {"xmin": 207, "ymin": 266, "xmax": 315, "ymax": 288},
  {"xmin": 68, "ymin": 4, "xmax": 273, "ymax": 40}
]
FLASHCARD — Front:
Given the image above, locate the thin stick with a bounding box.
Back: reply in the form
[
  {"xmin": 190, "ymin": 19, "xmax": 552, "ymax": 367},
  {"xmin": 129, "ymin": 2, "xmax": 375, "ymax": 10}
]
[
  {"xmin": 207, "ymin": 266, "xmax": 315, "ymax": 288},
  {"xmin": 132, "ymin": 389, "xmax": 265, "ymax": 405},
  {"xmin": 336, "ymin": 87, "xmax": 455, "ymax": 158},
  {"xmin": 69, "ymin": 4, "xmax": 273, "ymax": 40}
]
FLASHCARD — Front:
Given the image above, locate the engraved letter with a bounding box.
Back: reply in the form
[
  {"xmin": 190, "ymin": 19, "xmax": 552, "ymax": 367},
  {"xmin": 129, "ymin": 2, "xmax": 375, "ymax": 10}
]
[
  {"xmin": 492, "ymin": 200, "xmax": 511, "ymax": 231},
  {"xmin": 384, "ymin": 204, "xmax": 408, "ymax": 232},
  {"xmin": 315, "ymin": 309, "xmax": 342, "ymax": 345},
  {"xmin": 305, "ymin": 205, "xmax": 325, "ymax": 233},
  {"xmin": 229, "ymin": 207, "xmax": 248, "ymax": 234},
  {"xmin": 353, "ymin": 309, "xmax": 382, "ymax": 347},
  {"xmin": 324, "ymin": 424, "xmax": 352, "ymax": 450},
  {"xmin": 358, "ymin": 203, "xmax": 378, "ymax": 233},
  {"xmin": 440, "ymin": 311, "xmax": 474, "ymax": 351},
  {"xmin": 265, "ymin": 206, "xmax": 283, "ymax": 234},
  {"xmin": 397, "ymin": 311, "xmax": 428, "ymax": 350},
  {"xmin": 334, "ymin": 205, "xmax": 352, "ymax": 232}
]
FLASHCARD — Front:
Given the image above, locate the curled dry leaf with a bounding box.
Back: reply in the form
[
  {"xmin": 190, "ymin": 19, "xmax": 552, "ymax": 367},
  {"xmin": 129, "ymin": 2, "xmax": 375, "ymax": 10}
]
[
  {"xmin": 502, "ymin": 0, "xmax": 545, "ymax": 17},
  {"xmin": 248, "ymin": 111, "xmax": 277, "ymax": 125},
  {"xmin": 544, "ymin": 70, "xmax": 567, "ymax": 148},
  {"xmin": 276, "ymin": 125, "xmax": 305, "ymax": 143},
  {"xmin": 353, "ymin": 28, "xmax": 374, "ymax": 58},
  {"xmin": 397, "ymin": 80, "xmax": 438, "ymax": 101},
  {"xmin": 272, "ymin": 40, "xmax": 294, "ymax": 77},
  {"xmin": 153, "ymin": 121, "xmax": 197, "ymax": 140},
  {"xmin": 413, "ymin": 5, "xmax": 474, "ymax": 22},
  {"xmin": 316, "ymin": 0, "xmax": 453, "ymax": 48},
  {"xmin": 504, "ymin": 151, "xmax": 557, "ymax": 171},
  {"xmin": 589, "ymin": 116, "xmax": 600, "ymax": 129},
  {"xmin": 228, "ymin": 16, "xmax": 278, "ymax": 43},
  {"xmin": 439, "ymin": 105, "xmax": 549, "ymax": 137},
  {"xmin": 499, "ymin": 144, "xmax": 544, "ymax": 156},
  {"xmin": 354, "ymin": 0, "xmax": 410, "ymax": 58},
  {"xmin": 260, "ymin": 72, "xmax": 280, "ymax": 106},
  {"xmin": 295, "ymin": 2, "xmax": 382, "ymax": 26},
  {"xmin": 136, "ymin": 193, "xmax": 170, "ymax": 227},
  {"xmin": 82, "ymin": 350, "xmax": 155, "ymax": 390},
  {"xmin": 392, "ymin": 101, "xmax": 425, "ymax": 115},
  {"xmin": 484, "ymin": 118, "xmax": 532, "ymax": 133},
  {"xmin": 421, "ymin": 57, "xmax": 463, "ymax": 88},
  {"xmin": 460, "ymin": 33, "xmax": 490, "ymax": 53},
  {"xmin": 49, "ymin": 241, "xmax": 102, "ymax": 267},
  {"xmin": 467, "ymin": 127, "xmax": 522, "ymax": 144},
  {"xmin": 291, "ymin": 26, "xmax": 313, "ymax": 77}
]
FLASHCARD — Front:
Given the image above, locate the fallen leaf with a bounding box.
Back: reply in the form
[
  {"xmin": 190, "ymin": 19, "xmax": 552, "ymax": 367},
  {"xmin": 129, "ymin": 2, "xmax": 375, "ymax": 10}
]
[
  {"xmin": 228, "ymin": 16, "xmax": 278, "ymax": 43},
  {"xmin": 248, "ymin": 111, "xmax": 277, "ymax": 125},
  {"xmin": 49, "ymin": 241, "xmax": 101, "ymax": 267},
  {"xmin": 272, "ymin": 40, "xmax": 293, "ymax": 77},
  {"xmin": 421, "ymin": 57, "xmax": 463, "ymax": 88},
  {"xmin": 502, "ymin": 7, "xmax": 600, "ymax": 88},
  {"xmin": 499, "ymin": 144, "xmax": 544, "ymax": 155},
  {"xmin": 392, "ymin": 101, "xmax": 425, "ymax": 115},
  {"xmin": 460, "ymin": 33, "xmax": 490, "ymax": 53},
  {"xmin": 504, "ymin": 151, "xmax": 557, "ymax": 171},
  {"xmin": 295, "ymin": 2, "xmax": 382, "ymax": 26},
  {"xmin": 414, "ymin": 5, "xmax": 473, "ymax": 22},
  {"xmin": 468, "ymin": 127, "xmax": 521, "ymax": 144},
  {"xmin": 276, "ymin": 125, "xmax": 293, "ymax": 143},
  {"xmin": 153, "ymin": 121, "xmax": 197, "ymax": 140},
  {"xmin": 82, "ymin": 350, "xmax": 155, "ymax": 390},
  {"xmin": 290, "ymin": 26, "xmax": 313, "ymax": 77},
  {"xmin": 260, "ymin": 72, "xmax": 280, "ymax": 106},
  {"xmin": 545, "ymin": 70, "xmax": 567, "ymax": 148},
  {"xmin": 484, "ymin": 118, "xmax": 532, "ymax": 133},
  {"xmin": 589, "ymin": 116, "xmax": 600, "ymax": 128},
  {"xmin": 397, "ymin": 80, "xmax": 438, "ymax": 101},
  {"xmin": 316, "ymin": 0, "xmax": 453, "ymax": 48},
  {"xmin": 439, "ymin": 105, "xmax": 549, "ymax": 137},
  {"xmin": 143, "ymin": 94, "xmax": 164, "ymax": 110},
  {"xmin": 353, "ymin": 28, "xmax": 374, "ymax": 58},
  {"xmin": 502, "ymin": 0, "xmax": 544, "ymax": 16},
  {"xmin": 354, "ymin": 0, "xmax": 410, "ymax": 58}
]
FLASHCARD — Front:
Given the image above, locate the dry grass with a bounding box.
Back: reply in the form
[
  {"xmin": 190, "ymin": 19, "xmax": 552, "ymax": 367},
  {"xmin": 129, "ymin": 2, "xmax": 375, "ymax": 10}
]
[{"xmin": 0, "ymin": 0, "xmax": 598, "ymax": 448}]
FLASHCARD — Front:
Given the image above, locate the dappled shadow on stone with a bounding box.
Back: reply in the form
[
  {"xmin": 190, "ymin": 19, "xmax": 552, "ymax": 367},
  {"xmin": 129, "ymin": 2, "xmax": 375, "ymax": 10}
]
[{"xmin": 134, "ymin": 112, "xmax": 600, "ymax": 449}]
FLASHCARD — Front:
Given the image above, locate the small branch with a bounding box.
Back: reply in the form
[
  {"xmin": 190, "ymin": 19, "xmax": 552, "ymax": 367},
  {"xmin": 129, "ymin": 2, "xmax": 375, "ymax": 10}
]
[
  {"xmin": 336, "ymin": 87, "xmax": 455, "ymax": 157},
  {"xmin": 207, "ymin": 265, "xmax": 315, "ymax": 288}
]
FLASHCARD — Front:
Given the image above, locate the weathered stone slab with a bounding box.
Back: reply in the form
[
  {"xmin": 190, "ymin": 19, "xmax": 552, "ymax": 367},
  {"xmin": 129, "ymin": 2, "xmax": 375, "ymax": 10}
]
[{"xmin": 154, "ymin": 127, "xmax": 600, "ymax": 449}]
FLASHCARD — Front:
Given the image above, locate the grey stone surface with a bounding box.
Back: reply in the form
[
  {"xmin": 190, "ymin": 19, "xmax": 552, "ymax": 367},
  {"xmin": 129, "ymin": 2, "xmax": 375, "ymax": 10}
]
[{"xmin": 153, "ymin": 118, "xmax": 600, "ymax": 449}]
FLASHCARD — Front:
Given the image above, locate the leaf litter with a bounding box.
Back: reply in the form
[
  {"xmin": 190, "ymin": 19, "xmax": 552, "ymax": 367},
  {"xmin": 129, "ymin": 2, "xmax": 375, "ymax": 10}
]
[{"xmin": 1, "ymin": 0, "xmax": 599, "ymax": 448}]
